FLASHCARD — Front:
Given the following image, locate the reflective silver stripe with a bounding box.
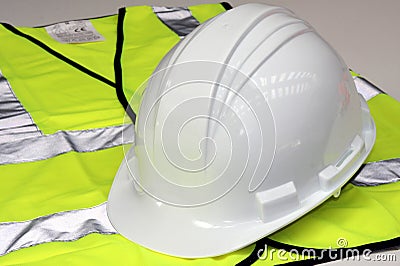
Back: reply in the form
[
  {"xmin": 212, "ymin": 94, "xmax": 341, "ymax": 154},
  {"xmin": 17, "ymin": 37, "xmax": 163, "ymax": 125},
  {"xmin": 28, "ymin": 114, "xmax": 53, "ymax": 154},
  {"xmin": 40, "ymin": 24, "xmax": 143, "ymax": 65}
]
[
  {"xmin": 0, "ymin": 202, "xmax": 116, "ymax": 256},
  {"xmin": 351, "ymin": 158, "xmax": 400, "ymax": 186},
  {"xmin": 0, "ymin": 159, "xmax": 397, "ymax": 257},
  {"xmin": 0, "ymin": 71, "xmax": 42, "ymax": 143},
  {"xmin": 0, "ymin": 124, "xmax": 134, "ymax": 165},
  {"xmin": 353, "ymin": 76, "xmax": 383, "ymax": 101},
  {"xmin": 152, "ymin": 6, "xmax": 200, "ymax": 37}
]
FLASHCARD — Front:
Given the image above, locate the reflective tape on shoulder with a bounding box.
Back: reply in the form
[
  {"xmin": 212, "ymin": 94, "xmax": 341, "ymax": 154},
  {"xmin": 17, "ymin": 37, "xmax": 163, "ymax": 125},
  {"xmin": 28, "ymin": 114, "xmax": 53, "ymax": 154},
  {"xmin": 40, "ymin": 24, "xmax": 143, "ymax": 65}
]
[
  {"xmin": 0, "ymin": 71, "xmax": 42, "ymax": 142},
  {"xmin": 152, "ymin": 6, "xmax": 200, "ymax": 37},
  {"xmin": 351, "ymin": 158, "xmax": 400, "ymax": 186},
  {"xmin": 0, "ymin": 124, "xmax": 134, "ymax": 165},
  {"xmin": 0, "ymin": 202, "xmax": 116, "ymax": 256},
  {"xmin": 353, "ymin": 76, "xmax": 384, "ymax": 101}
]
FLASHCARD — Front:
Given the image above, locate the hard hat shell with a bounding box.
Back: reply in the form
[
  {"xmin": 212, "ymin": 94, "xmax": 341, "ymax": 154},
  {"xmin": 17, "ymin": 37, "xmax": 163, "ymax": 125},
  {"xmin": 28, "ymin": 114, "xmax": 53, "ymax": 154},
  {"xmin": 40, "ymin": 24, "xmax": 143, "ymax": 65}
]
[{"xmin": 107, "ymin": 3, "xmax": 375, "ymax": 258}]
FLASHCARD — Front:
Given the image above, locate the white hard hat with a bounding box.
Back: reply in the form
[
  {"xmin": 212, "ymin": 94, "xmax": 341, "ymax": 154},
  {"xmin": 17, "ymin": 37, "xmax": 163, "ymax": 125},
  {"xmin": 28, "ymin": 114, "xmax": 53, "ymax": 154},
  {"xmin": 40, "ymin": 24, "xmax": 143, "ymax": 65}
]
[{"xmin": 107, "ymin": 3, "xmax": 375, "ymax": 258}]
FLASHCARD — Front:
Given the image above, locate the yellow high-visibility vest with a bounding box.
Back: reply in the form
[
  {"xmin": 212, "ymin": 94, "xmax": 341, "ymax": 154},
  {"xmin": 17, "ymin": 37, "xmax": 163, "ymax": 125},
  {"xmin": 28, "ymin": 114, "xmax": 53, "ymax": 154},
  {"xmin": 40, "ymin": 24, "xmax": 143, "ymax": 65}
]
[{"xmin": 0, "ymin": 3, "xmax": 399, "ymax": 265}]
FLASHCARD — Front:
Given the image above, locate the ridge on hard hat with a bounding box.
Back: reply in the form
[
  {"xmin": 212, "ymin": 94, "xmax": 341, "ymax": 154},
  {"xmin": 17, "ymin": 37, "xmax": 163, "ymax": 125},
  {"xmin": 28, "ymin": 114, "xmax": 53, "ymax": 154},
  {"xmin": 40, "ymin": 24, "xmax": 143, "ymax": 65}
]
[{"xmin": 107, "ymin": 3, "xmax": 375, "ymax": 258}]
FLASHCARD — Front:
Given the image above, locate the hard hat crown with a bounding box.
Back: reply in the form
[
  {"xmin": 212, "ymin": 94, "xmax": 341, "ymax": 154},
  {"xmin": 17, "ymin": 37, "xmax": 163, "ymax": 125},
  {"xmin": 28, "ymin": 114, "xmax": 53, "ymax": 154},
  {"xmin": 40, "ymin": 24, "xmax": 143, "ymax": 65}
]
[{"xmin": 108, "ymin": 3, "xmax": 375, "ymax": 258}]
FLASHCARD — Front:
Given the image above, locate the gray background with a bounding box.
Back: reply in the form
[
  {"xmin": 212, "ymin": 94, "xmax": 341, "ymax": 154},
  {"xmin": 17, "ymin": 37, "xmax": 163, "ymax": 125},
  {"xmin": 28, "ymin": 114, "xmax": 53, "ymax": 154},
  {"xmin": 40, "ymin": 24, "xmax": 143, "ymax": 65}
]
[{"xmin": 0, "ymin": 1, "xmax": 398, "ymax": 264}]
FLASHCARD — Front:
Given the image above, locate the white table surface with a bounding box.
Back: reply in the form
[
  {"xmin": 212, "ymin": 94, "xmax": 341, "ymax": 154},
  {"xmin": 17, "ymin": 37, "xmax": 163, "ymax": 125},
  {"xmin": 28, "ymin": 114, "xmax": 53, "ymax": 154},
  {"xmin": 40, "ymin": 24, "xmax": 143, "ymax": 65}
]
[{"xmin": 0, "ymin": 0, "xmax": 398, "ymax": 265}]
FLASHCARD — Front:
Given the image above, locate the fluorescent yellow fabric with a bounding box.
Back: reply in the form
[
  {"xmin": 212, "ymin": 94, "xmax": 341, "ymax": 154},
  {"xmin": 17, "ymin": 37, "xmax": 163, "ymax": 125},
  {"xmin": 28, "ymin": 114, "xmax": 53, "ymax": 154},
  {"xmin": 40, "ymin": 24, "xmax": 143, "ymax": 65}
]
[
  {"xmin": 0, "ymin": 23, "xmax": 124, "ymax": 134},
  {"xmin": 0, "ymin": 234, "xmax": 254, "ymax": 266},
  {"xmin": 0, "ymin": 146, "xmax": 124, "ymax": 222},
  {"xmin": 21, "ymin": 15, "xmax": 119, "ymax": 82},
  {"xmin": 189, "ymin": 4, "xmax": 227, "ymax": 23},
  {"xmin": 349, "ymin": 70, "xmax": 361, "ymax": 77},
  {"xmin": 365, "ymin": 94, "xmax": 400, "ymax": 163},
  {"xmin": 269, "ymin": 181, "xmax": 400, "ymax": 249},
  {"xmin": 121, "ymin": 6, "xmax": 181, "ymax": 112}
]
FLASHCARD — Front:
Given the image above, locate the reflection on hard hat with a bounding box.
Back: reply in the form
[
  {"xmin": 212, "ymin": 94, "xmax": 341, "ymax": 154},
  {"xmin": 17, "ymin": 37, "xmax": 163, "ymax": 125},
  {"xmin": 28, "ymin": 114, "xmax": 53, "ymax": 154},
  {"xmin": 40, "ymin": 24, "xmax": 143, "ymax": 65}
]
[{"xmin": 108, "ymin": 3, "xmax": 376, "ymax": 259}]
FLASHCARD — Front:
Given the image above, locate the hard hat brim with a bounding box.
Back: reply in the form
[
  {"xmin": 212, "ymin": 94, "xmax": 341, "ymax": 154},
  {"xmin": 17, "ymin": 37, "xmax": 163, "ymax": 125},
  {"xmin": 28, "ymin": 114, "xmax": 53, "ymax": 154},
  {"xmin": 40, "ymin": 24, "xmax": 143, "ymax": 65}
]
[{"xmin": 107, "ymin": 98, "xmax": 375, "ymax": 258}]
